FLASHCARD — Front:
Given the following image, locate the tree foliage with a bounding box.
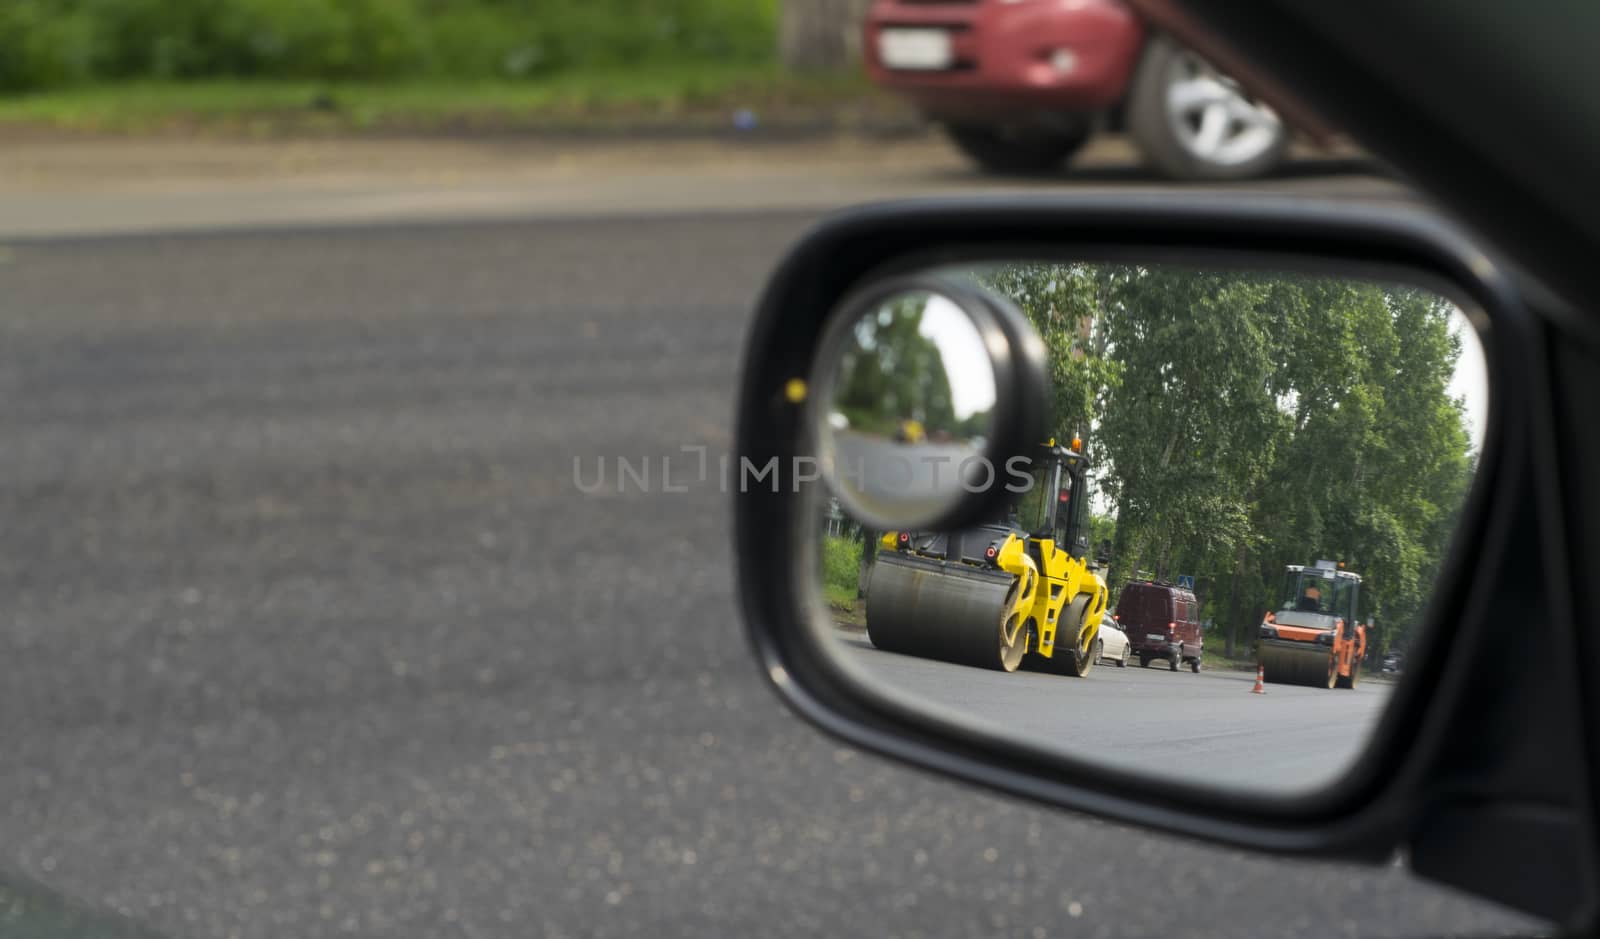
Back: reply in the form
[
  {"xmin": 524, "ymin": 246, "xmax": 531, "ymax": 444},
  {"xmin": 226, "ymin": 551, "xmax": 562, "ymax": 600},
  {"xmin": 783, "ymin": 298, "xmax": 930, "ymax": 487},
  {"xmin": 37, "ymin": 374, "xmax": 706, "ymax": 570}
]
[{"xmin": 975, "ymin": 263, "xmax": 1475, "ymax": 658}]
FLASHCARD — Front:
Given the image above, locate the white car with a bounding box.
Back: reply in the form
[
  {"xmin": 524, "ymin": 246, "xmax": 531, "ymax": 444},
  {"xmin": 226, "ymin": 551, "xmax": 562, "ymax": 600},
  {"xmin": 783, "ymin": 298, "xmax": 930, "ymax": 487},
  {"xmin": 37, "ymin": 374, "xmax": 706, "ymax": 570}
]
[{"xmin": 1096, "ymin": 613, "xmax": 1131, "ymax": 668}]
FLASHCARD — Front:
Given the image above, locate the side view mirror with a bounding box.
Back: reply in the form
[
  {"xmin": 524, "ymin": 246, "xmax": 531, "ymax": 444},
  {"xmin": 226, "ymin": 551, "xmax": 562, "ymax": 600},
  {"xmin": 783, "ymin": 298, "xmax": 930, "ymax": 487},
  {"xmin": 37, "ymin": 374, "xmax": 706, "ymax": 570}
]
[{"xmin": 733, "ymin": 196, "xmax": 1593, "ymax": 929}]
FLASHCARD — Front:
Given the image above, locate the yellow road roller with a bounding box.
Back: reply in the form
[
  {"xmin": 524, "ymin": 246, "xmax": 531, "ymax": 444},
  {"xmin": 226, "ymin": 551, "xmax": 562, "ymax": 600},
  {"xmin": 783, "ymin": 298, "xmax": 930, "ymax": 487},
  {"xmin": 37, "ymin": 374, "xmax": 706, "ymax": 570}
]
[
  {"xmin": 864, "ymin": 440, "xmax": 1109, "ymax": 674},
  {"xmin": 1258, "ymin": 560, "xmax": 1368, "ymax": 689}
]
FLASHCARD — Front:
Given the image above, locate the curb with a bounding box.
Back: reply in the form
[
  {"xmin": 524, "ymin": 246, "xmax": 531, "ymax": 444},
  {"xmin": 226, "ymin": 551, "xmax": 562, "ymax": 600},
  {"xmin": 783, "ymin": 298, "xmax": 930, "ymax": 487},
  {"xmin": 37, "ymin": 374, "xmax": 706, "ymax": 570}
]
[{"xmin": 0, "ymin": 110, "xmax": 935, "ymax": 146}]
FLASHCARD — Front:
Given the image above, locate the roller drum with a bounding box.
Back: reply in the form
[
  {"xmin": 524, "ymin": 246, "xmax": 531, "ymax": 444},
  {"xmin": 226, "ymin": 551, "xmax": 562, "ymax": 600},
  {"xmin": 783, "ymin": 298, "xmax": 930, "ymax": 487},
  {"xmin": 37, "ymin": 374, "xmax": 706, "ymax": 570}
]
[
  {"xmin": 865, "ymin": 553, "xmax": 1024, "ymax": 671},
  {"xmin": 1259, "ymin": 639, "xmax": 1336, "ymax": 688}
]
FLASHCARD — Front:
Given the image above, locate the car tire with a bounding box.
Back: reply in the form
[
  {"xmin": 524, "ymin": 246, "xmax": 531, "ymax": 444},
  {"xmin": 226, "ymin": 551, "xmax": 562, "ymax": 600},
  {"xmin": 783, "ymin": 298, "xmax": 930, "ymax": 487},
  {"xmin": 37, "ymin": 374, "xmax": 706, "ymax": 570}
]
[
  {"xmin": 1190, "ymin": 656, "xmax": 1201, "ymax": 674},
  {"xmin": 1139, "ymin": 654, "xmax": 1151, "ymax": 668},
  {"xmin": 944, "ymin": 123, "xmax": 1091, "ymax": 176},
  {"xmin": 1125, "ymin": 34, "xmax": 1288, "ymax": 181},
  {"xmin": 1117, "ymin": 646, "xmax": 1128, "ymax": 668},
  {"xmin": 1168, "ymin": 650, "xmax": 1180, "ymax": 672}
]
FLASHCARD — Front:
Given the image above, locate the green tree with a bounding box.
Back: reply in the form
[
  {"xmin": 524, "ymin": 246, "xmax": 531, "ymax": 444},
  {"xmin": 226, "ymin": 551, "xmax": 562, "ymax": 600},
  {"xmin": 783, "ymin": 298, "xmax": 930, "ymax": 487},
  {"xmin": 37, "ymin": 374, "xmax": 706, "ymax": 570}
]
[
  {"xmin": 1251, "ymin": 282, "xmax": 1471, "ymax": 656},
  {"xmin": 963, "ymin": 263, "xmax": 1476, "ymax": 661},
  {"xmin": 974, "ymin": 264, "xmax": 1121, "ymax": 446},
  {"xmin": 1095, "ymin": 267, "xmax": 1283, "ymax": 595}
]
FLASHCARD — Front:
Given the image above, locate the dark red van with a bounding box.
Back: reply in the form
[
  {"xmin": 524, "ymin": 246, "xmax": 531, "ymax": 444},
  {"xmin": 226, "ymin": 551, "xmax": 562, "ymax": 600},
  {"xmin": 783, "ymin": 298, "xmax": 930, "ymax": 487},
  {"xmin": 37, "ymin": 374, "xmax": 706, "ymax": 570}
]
[{"xmin": 1114, "ymin": 580, "xmax": 1202, "ymax": 672}]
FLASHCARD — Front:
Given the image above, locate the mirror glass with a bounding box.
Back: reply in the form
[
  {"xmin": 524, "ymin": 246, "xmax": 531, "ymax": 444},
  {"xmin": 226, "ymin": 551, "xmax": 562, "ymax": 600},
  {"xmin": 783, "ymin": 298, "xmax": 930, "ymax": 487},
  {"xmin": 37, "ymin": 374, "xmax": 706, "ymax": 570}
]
[
  {"xmin": 811, "ymin": 259, "xmax": 1489, "ymax": 795},
  {"xmin": 816, "ymin": 287, "xmax": 999, "ymax": 525}
]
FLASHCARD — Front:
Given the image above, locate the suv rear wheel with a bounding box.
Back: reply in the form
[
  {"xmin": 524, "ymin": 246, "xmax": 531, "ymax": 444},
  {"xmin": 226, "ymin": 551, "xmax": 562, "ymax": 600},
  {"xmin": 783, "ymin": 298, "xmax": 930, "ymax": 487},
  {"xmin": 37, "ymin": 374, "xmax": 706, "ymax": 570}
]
[
  {"xmin": 945, "ymin": 123, "xmax": 1091, "ymax": 175},
  {"xmin": 1126, "ymin": 35, "xmax": 1288, "ymax": 181}
]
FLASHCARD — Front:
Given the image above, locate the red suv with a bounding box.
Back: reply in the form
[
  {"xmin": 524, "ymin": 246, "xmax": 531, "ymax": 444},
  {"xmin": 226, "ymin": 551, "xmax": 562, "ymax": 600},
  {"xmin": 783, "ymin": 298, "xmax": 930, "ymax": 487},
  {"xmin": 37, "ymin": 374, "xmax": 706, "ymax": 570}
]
[
  {"xmin": 1114, "ymin": 580, "xmax": 1202, "ymax": 672},
  {"xmin": 863, "ymin": 0, "xmax": 1288, "ymax": 180}
]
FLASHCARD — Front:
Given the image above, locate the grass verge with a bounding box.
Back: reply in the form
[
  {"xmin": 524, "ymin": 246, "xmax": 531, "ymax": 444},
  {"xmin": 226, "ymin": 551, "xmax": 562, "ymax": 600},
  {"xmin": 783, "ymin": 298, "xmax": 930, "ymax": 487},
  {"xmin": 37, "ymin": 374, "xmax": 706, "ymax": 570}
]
[
  {"xmin": 1201, "ymin": 644, "xmax": 1259, "ymax": 672},
  {"xmin": 0, "ymin": 65, "xmax": 890, "ymax": 135},
  {"xmin": 823, "ymin": 534, "xmax": 868, "ymax": 629}
]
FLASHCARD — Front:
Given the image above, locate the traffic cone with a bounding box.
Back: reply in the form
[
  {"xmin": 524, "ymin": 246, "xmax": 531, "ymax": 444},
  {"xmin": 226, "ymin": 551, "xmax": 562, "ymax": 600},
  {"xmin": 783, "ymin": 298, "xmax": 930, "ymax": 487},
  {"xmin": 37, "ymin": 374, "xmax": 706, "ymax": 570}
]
[{"xmin": 1251, "ymin": 663, "xmax": 1266, "ymax": 694}]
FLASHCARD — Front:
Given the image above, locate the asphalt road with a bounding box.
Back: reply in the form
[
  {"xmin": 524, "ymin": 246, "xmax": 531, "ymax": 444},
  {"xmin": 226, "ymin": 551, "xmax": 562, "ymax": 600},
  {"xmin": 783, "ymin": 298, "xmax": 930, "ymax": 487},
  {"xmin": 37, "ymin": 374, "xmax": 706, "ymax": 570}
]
[
  {"xmin": 0, "ymin": 178, "xmax": 1544, "ymax": 936},
  {"xmin": 836, "ymin": 634, "xmax": 1390, "ymax": 794},
  {"xmin": 0, "ymin": 134, "xmax": 1410, "ymax": 239}
]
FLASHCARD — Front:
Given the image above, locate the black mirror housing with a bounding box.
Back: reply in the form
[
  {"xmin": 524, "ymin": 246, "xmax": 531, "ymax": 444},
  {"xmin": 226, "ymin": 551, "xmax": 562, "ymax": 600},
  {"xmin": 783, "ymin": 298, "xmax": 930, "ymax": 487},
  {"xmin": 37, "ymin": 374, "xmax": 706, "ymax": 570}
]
[{"xmin": 732, "ymin": 195, "xmax": 1596, "ymax": 928}]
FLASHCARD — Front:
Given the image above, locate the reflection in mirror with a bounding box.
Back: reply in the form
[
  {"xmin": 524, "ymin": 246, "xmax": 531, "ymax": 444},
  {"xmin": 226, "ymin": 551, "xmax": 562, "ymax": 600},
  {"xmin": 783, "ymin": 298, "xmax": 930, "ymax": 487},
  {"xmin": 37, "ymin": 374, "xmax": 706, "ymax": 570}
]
[
  {"xmin": 816, "ymin": 287, "xmax": 999, "ymax": 525},
  {"xmin": 812, "ymin": 260, "xmax": 1488, "ymax": 795}
]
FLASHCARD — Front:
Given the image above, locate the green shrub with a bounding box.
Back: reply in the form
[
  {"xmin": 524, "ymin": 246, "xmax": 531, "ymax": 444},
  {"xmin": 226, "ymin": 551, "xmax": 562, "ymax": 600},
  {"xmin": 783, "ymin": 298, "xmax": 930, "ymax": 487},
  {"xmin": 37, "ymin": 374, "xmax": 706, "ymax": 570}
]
[
  {"xmin": 0, "ymin": 3, "xmax": 101, "ymax": 91},
  {"xmin": 428, "ymin": 7, "xmax": 552, "ymax": 78},
  {"xmin": 822, "ymin": 534, "xmax": 863, "ymax": 607},
  {"xmin": 80, "ymin": 0, "xmax": 432, "ymax": 79},
  {"xmin": 217, "ymin": 0, "xmax": 431, "ymax": 78},
  {"xmin": 77, "ymin": 0, "xmax": 208, "ymax": 79},
  {"xmin": 0, "ymin": 0, "xmax": 779, "ymax": 91}
]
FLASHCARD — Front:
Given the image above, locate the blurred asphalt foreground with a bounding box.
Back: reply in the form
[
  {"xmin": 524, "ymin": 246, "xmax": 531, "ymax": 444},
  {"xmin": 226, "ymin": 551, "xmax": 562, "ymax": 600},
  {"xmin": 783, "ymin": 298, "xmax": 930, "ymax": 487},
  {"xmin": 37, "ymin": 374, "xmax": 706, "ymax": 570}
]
[{"xmin": 0, "ymin": 120, "xmax": 1541, "ymax": 939}]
